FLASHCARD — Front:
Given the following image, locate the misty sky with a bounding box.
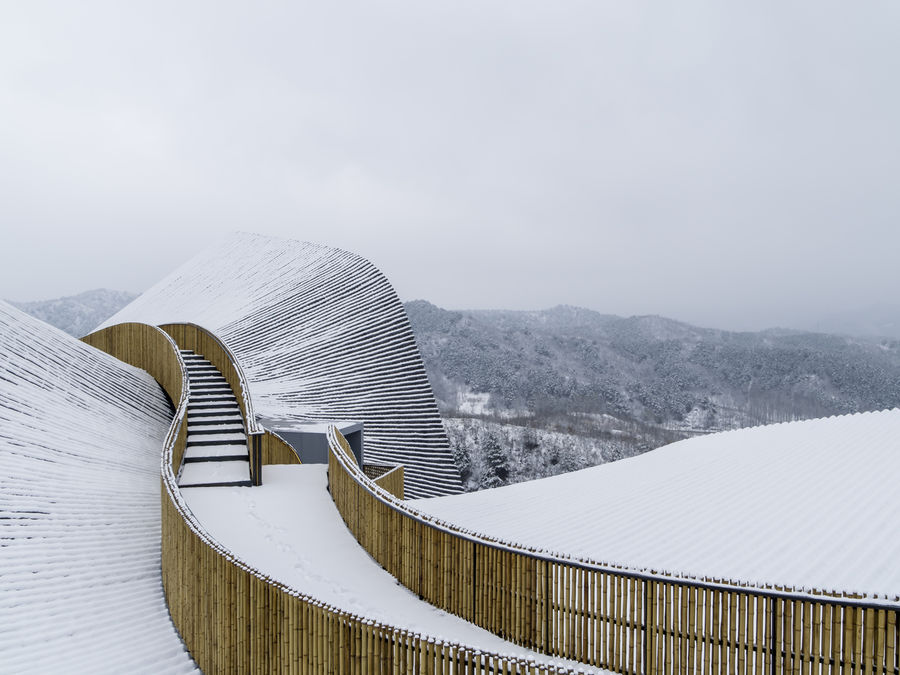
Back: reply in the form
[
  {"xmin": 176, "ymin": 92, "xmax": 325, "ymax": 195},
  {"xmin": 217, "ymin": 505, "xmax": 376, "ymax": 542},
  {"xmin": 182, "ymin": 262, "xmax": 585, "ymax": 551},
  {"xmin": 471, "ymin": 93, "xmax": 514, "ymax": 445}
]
[{"xmin": 2, "ymin": 2, "xmax": 898, "ymax": 331}]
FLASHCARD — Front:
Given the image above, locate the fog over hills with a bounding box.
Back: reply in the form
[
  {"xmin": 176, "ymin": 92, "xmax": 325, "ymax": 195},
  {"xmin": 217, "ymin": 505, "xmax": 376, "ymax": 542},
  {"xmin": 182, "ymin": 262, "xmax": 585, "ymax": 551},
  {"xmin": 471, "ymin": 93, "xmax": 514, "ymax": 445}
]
[{"xmin": 8, "ymin": 289, "xmax": 138, "ymax": 338}]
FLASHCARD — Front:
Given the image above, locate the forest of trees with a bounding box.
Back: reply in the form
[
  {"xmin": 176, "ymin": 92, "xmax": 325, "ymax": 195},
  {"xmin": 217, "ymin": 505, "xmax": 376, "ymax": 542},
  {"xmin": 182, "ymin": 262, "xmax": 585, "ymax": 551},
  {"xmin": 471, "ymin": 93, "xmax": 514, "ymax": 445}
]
[{"xmin": 406, "ymin": 301, "xmax": 900, "ymax": 490}]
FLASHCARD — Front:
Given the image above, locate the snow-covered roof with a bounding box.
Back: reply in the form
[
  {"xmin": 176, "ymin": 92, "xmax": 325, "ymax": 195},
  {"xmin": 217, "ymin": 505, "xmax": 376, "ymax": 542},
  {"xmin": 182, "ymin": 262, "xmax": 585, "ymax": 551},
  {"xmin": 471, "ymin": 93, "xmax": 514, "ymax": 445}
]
[
  {"xmin": 0, "ymin": 302, "xmax": 198, "ymax": 673},
  {"xmin": 101, "ymin": 232, "xmax": 462, "ymax": 498},
  {"xmin": 415, "ymin": 409, "xmax": 900, "ymax": 602}
]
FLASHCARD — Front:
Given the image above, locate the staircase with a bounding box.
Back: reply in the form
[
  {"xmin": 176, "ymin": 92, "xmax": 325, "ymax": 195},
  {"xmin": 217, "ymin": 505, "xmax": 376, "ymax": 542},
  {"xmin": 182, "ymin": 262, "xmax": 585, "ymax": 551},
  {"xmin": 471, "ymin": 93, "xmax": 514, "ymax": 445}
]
[{"xmin": 178, "ymin": 349, "xmax": 252, "ymax": 488}]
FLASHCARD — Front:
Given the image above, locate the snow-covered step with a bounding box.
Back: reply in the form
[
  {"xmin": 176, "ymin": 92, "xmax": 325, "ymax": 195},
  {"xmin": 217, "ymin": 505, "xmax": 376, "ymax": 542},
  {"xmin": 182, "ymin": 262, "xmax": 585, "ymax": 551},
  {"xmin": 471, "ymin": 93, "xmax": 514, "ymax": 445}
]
[
  {"xmin": 175, "ymin": 348, "xmax": 252, "ymax": 488},
  {"xmin": 191, "ymin": 387, "xmax": 233, "ymax": 396},
  {"xmin": 190, "ymin": 389, "xmax": 235, "ymax": 397},
  {"xmin": 188, "ymin": 410, "xmax": 241, "ymax": 419},
  {"xmin": 189, "ymin": 376, "xmax": 228, "ymax": 385},
  {"xmin": 188, "ymin": 401, "xmax": 239, "ymax": 410},
  {"xmin": 188, "ymin": 411, "xmax": 242, "ymax": 420},
  {"xmin": 187, "ymin": 425, "xmax": 245, "ymax": 436},
  {"xmin": 183, "ymin": 444, "xmax": 248, "ymax": 462},
  {"xmin": 188, "ymin": 418, "xmax": 243, "ymax": 428},
  {"xmin": 186, "ymin": 432, "xmax": 246, "ymax": 446},
  {"xmin": 190, "ymin": 395, "xmax": 238, "ymax": 405},
  {"xmin": 179, "ymin": 460, "xmax": 251, "ymax": 488}
]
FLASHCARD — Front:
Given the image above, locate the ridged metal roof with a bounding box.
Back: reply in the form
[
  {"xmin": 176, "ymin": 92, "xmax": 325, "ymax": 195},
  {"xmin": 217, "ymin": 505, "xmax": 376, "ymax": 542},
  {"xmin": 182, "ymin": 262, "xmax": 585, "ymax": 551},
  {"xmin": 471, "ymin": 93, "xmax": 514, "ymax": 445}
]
[
  {"xmin": 416, "ymin": 408, "xmax": 900, "ymax": 602},
  {"xmin": 0, "ymin": 302, "xmax": 198, "ymax": 673},
  {"xmin": 102, "ymin": 232, "xmax": 463, "ymax": 498}
]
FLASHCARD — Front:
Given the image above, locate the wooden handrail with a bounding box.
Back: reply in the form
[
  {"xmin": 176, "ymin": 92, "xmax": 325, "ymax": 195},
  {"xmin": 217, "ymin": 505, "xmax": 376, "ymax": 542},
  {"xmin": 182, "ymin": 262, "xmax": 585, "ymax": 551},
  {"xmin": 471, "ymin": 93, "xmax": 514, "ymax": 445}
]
[{"xmin": 327, "ymin": 426, "xmax": 900, "ymax": 674}]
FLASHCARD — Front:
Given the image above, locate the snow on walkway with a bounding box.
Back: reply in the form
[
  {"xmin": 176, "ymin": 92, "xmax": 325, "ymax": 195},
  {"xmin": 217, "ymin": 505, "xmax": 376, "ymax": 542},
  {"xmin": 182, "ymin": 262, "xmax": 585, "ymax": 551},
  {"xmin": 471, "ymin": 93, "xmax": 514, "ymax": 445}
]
[
  {"xmin": 182, "ymin": 465, "xmax": 604, "ymax": 672},
  {"xmin": 0, "ymin": 302, "xmax": 198, "ymax": 674},
  {"xmin": 415, "ymin": 410, "xmax": 900, "ymax": 603}
]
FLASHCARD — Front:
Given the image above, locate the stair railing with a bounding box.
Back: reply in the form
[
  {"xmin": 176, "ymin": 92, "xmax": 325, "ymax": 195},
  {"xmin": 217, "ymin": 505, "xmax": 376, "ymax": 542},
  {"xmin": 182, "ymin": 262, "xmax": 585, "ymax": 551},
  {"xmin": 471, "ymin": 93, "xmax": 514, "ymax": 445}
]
[{"xmin": 158, "ymin": 322, "xmax": 298, "ymax": 483}]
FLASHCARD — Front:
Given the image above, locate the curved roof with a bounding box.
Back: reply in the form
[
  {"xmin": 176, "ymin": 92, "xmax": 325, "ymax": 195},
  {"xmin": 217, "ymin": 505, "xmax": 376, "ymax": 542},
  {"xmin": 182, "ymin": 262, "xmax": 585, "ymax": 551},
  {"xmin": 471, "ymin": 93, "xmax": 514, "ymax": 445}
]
[
  {"xmin": 416, "ymin": 409, "xmax": 900, "ymax": 602},
  {"xmin": 0, "ymin": 302, "xmax": 198, "ymax": 673},
  {"xmin": 102, "ymin": 232, "xmax": 462, "ymax": 498}
]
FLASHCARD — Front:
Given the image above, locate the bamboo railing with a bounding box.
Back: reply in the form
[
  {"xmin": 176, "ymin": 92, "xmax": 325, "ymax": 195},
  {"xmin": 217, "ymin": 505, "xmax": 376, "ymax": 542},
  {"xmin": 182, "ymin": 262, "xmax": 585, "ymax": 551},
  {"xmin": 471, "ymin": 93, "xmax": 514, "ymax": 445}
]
[
  {"xmin": 327, "ymin": 427, "xmax": 900, "ymax": 675},
  {"xmin": 358, "ymin": 461, "xmax": 406, "ymax": 500},
  {"xmin": 373, "ymin": 465, "xmax": 405, "ymax": 500},
  {"xmin": 159, "ymin": 322, "xmax": 300, "ymax": 482},
  {"xmin": 84, "ymin": 321, "xmax": 583, "ymax": 673},
  {"xmin": 159, "ymin": 323, "xmax": 260, "ymax": 433}
]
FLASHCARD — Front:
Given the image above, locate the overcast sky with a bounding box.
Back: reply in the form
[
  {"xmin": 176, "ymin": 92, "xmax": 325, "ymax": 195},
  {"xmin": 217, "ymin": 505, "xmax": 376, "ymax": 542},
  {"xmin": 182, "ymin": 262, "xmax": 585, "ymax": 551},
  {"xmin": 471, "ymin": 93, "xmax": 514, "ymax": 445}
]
[{"xmin": 2, "ymin": 1, "xmax": 898, "ymax": 331}]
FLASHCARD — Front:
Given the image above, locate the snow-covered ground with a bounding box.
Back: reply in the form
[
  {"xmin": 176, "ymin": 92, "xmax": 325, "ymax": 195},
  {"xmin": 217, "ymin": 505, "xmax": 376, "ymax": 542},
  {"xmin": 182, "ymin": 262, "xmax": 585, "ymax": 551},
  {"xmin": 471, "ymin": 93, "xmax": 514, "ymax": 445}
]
[
  {"xmin": 0, "ymin": 302, "xmax": 198, "ymax": 673},
  {"xmin": 182, "ymin": 465, "xmax": 603, "ymax": 673},
  {"xmin": 418, "ymin": 410, "xmax": 900, "ymax": 603}
]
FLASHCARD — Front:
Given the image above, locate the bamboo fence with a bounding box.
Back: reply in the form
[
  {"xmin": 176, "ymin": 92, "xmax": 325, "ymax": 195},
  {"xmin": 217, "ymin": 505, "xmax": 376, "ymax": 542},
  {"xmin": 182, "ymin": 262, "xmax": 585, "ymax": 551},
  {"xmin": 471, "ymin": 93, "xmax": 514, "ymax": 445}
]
[
  {"xmin": 83, "ymin": 321, "xmax": 581, "ymax": 674},
  {"xmin": 327, "ymin": 427, "xmax": 900, "ymax": 675},
  {"xmin": 363, "ymin": 464, "xmax": 405, "ymax": 499},
  {"xmin": 373, "ymin": 465, "xmax": 405, "ymax": 500}
]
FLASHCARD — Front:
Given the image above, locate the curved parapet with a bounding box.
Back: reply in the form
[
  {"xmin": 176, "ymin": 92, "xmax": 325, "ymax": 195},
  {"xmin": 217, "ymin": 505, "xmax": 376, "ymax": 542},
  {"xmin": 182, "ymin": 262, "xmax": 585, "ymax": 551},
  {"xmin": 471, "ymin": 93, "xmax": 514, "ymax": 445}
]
[
  {"xmin": 101, "ymin": 232, "xmax": 463, "ymax": 498},
  {"xmin": 327, "ymin": 423, "xmax": 900, "ymax": 673},
  {"xmin": 0, "ymin": 303, "xmax": 198, "ymax": 673},
  {"xmin": 156, "ymin": 322, "xmax": 301, "ymax": 483}
]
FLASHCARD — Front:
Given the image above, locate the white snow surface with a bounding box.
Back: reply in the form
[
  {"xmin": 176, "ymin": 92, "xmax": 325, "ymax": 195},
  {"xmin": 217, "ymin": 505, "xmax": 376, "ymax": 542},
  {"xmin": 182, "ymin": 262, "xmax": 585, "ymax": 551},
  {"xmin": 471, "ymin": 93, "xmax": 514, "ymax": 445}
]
[
  {"xmin": 100, "ymin": 232, "xmax": 463, "ymax": 499},
  {"xmin": 0, "ymin": 302, "xmax": 198, "ymax": 673},
  {"xmin": 417, "ymin": 410, "xmax": 900, "ymax": 603},
  {"xmin": 182, "ymin": 465, "xmax": 603, "ymax": 673}
]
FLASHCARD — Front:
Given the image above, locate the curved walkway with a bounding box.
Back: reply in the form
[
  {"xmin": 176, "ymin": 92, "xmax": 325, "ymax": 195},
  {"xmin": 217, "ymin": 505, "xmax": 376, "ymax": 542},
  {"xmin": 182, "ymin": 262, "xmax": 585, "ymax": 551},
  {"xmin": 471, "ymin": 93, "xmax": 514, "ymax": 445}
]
[{"xmin": 181, "ymin": 464, "xmax": 603, "ymax": 673}]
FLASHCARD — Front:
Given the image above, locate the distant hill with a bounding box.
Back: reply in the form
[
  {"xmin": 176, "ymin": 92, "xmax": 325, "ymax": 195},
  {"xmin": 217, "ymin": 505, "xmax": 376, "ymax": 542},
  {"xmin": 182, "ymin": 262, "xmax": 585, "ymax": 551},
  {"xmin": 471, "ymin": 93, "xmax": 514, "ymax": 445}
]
[
  {"xmin": 9, "ymin": 289, "xmax": 138, "ymax": 337},
  {"xmin": 406, "ymin": 301, "xmax": 900, "ymax": 473},
  {"xmin": 803, "ymin": 305, "xmax": 900, "ymax": 340}
]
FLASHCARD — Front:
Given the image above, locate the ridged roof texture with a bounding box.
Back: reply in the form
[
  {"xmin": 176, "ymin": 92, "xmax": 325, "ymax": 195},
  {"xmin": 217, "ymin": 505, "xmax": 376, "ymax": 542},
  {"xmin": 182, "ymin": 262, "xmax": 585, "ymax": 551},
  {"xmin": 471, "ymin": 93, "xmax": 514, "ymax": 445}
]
[
  {"xmin": 416, "ymin": 408, "xmax": 900, "ymax": 603},
  {"xmin": 0, "ymin": 302, "xmax": 198, "ymax": 673},
  {"xmin": 102, "ymin": 232, "xmax": 463, "ymax": 498}
]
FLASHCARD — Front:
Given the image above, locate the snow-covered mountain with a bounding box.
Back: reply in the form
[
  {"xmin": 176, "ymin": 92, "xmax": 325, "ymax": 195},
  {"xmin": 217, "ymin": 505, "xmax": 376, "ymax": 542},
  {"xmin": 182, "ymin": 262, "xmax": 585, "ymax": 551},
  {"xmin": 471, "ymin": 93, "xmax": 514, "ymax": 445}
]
[
  {"xmin": 9, "ymin": 288, "xmax": 138, "ymax": 337},
  {"xmin": 409, "ymin": 300, "xmax": 900, "ymax": 427},
  {"xmin": 408, "ymin": 301, "xmax": 900, "ymax": 487}
]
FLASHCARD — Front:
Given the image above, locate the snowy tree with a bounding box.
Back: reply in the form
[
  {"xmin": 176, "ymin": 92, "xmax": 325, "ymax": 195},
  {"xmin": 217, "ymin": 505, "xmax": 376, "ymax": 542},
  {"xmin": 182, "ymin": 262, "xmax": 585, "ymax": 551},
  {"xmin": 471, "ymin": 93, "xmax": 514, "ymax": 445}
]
[{"xmin": 480, "ymin": 432, "xmax": 508, "ymax": 489}]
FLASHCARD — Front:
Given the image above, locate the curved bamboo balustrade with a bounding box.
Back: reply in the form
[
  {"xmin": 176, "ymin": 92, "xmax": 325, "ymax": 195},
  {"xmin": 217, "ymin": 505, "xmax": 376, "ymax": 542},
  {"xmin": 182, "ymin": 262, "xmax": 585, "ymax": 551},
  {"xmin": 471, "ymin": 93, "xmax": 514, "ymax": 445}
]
[
  {"xmin": 158, "ymin": 322, "xmax": 260, "ymax": 434},
  {"xmin": 158, "ymin": 322, "xmax": 300, "ymax": 482},
  {"xmin": 373, "ymin": 465, "xmax": 405, "ymax": 500},
  {"xmin": 83, "ymin": 321, "xmax": 581, "ymax": 673},
  {"xmin": 328, "ymin": 427, "xmax": 900, "ymax": 675}
]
